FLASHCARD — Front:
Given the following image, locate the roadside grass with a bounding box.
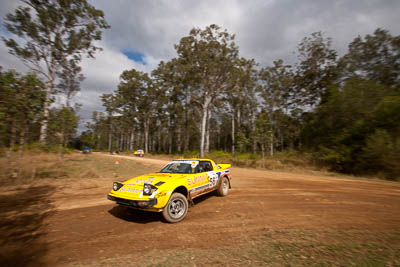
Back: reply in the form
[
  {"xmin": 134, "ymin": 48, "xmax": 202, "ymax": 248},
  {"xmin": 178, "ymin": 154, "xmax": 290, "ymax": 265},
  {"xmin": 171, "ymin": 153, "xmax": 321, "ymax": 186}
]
[
  {"xmin": 126, "ymin": 150, "xmax": 389, "ymax": 181},
  {"xmin": 75, "ymin": 229, "xmax": 400, "ymax": 266},
  {"xmin": 0, "ymin": 150, "xmax": 384, "ymax": 186},
  {"xmin": 120, "ymin": 150, "xmax": 381, "ymax": 180},
  {"xmin": 139, "ymin": 149, "xmax": 319, "ymax": 172},
  {"xmin": 0, "ymin": 152, "xmax": 155, "ymax": 186}
]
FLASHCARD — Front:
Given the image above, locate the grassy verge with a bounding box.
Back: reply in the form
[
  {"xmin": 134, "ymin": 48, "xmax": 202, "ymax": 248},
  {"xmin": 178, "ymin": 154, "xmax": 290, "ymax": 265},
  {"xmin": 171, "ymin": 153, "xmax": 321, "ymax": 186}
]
[
  {"xmin": 0, "ymin": 152, "xmax": 155, "ymax": 186},
  {"xmin": 140, "ymin": 150, "xmax": 319, "ymax": 172}
]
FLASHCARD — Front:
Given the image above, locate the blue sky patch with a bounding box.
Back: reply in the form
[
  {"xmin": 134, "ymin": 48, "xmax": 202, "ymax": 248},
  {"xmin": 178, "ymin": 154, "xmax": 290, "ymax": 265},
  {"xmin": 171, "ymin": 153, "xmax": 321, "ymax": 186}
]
[{"xmin": 123, "ymin": 50, "xmax": 146, "ymax": 64}]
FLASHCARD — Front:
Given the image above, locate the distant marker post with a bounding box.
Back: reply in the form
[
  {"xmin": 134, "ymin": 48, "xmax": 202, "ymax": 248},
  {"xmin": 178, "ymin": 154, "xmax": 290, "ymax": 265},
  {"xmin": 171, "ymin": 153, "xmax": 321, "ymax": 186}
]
[{"xmin": 114, "ymin": 158, "xmax": 121, "ymax": 179}]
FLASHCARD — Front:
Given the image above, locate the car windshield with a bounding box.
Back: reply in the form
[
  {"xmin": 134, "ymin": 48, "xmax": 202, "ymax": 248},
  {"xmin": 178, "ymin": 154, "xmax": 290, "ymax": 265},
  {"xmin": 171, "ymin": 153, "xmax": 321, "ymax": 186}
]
[{"xmin": 159, "ymin": 162, "xmax": 194, "ymax": 174}]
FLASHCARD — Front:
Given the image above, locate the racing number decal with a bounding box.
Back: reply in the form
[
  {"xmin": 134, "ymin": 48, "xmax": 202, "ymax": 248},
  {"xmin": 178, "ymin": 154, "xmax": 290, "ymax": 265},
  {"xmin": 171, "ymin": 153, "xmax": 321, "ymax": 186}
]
[{"xmin": 207, "ymin": 171, "xmax": 218, "ymax": 188}]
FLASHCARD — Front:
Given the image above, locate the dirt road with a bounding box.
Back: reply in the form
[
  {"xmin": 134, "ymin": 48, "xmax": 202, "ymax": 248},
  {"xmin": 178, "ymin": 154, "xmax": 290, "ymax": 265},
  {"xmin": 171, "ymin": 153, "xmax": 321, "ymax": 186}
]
[{"xmin": 1, "ymin": 154, "xmax": 399, "ymax": 266}]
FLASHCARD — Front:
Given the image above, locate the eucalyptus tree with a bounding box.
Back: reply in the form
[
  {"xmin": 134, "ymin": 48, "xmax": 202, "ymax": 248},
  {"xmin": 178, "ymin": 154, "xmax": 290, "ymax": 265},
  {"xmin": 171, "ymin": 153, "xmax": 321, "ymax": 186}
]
[
  {"xmin": 259, "ymin": 59, "xmax": 294, "ymax": 155},
  {"xmin": 3, "ymin": 0, "xmax": 110, "ymax": 143},
  {"xmin": 294, "ymin": 32, "xmax": 338, "ymax": 108},
  {"xmin": 47, "ymin": 106, "xmax": 79, "ymax": 160},
  {"xmin": 152, "ymin": 59, "xmax": 186, "ymax": 153},
  {"xmin": 222, "ymin": 57, "xmax": 258, "ymax": 155},
  {"xmin": 302, "ymin": 29, "xmax": 400, "ymax": 177},
  {"xmin": 255, "ymin": 113, "xmax": 272, "ymax": 168},
  {"xmin": 339, "ymin": 28, "xmax": 400, "ymax": 89},
  {"xmin": 101, "ymin": 93, "xmax": 118, "ymax": 152},
  {"xmin": 0, "ymin": 70, "xmax": 46, "ymax": 155},
  {"xmin": 56, "ymin": 59, "xmax": 85, "ymax": 107},
  {"xmin": 236, "ymin": 58, "xmax": 258, "ymax": 153},
  {"xmin": 85, "ymin": 111, "xmax": 108, "ymax": 150},
  {"xmin": 117, "ymin": 69, "xmax": 161, "ymax": 153},
  {"xmin": 175, "ymin": 24, "xmax": 239, "ymax": 157}
]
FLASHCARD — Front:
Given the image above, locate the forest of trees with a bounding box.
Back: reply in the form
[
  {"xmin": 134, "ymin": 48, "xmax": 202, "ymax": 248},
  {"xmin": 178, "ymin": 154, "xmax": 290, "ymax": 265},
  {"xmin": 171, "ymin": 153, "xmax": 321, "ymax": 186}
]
[
  {"xmin": 0, "ymin": 1, "xmax": 399, "ymax": 180},
  {"xmin": 80, "ymin": 26, "xmax": 399, "ymax": 179},
  {"xmin": 0, "ymin": 0, "xmax": 109, "ymax": 159}
]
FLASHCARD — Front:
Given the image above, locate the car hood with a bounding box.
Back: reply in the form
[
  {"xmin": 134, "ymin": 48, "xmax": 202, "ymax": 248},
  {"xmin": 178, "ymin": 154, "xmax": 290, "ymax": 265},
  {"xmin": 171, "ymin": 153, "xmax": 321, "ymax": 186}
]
[
  {"xmin": 111, "ymin": 173, "xmax": 184, "ymax": 199},
  {"xmin": 123, "ymin": 172, "xmax": 184, "ymax": 187}
]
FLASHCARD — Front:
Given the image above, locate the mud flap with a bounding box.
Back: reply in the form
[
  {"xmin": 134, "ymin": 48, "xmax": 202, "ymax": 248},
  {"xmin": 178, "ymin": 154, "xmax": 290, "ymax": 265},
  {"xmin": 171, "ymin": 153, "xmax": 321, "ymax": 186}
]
[{"xmin": 188, "ymin": 196, "xmax": 195, "ymax": 207}]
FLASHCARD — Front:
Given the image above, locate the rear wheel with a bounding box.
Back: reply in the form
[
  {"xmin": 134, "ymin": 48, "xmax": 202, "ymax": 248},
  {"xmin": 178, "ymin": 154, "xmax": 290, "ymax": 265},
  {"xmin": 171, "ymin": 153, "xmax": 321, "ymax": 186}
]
[
  {"xmin": 217, "ymin": 176, "xmax": 229, "ymax": 196},
  {"xmin": 162, "ymin": 193, "xmax": 188, "ymax": 223}
]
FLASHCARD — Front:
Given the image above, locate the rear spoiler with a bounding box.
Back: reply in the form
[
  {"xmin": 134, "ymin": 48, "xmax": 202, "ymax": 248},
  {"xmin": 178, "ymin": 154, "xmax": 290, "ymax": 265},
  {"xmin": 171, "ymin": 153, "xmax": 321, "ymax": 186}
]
[{"xmin": 218, "ymin": 164, "xmax": 231, "ymax": 170}]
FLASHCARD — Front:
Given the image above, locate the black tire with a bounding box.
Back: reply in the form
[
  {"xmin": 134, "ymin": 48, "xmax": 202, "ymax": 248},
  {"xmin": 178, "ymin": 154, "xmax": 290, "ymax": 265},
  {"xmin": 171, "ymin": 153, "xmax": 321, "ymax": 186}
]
[
  {"xmin": 217, "ymin": 176, "xmax": 229, "ymax": 196},
  {"xmin": 162, "ymin": 192, "xmax": 188, "ymax": 223}
]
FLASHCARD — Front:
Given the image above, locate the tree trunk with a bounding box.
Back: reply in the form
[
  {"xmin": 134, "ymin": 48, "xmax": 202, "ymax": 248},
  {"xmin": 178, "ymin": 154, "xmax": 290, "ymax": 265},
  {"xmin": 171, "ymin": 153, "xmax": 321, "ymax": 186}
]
[
  {"xmin": 184, "ymin": 131, "xmax": 189, "ymax": 152},
  {"xmin": 158, "ymin": 128, "xmax": 161, "ymax": 153},
  {"xmin": 270, "ymin": 129, "xmax": 274, "ymax": 156},
  {"xmin": 108, "ymin": 130, "xmax": 112, "ymax": 153},
  {"xmin": 148, "ymin": 134, "xmax": 152, "ymax": 152},
  {"xmin": 152, "ymin": 135, "xmax": 157, "ymax": 153},
  {"xmin": 205, "ymin": 108, "xmax": 211, "ymax": 154},
  {"xmin": 184, "ymin": 93, "xmax": 189, "ymax": 152},
  {"xmin": 144, "ymin": 117, "xmax": 150, "ymax": 153},
  {"xmin": 177, "ymin": 125, "xmax": 182, "ymax": 153},
  {"xmin": 108, "ymin": 116, "xmax": 113, "ymax": 153},
  {"xmin": 119, "ymin": 133, "xmax": 123, "ymax": 151},
  {"xmin": 168, "ymin": 133, "xmax": 172, "ymax": 154},
  {"xmin": 18, "ymin": 122, "xmax": 27, "ymax": 157},
  {"xmin": 97, "ymin": 134, "xmax": 101, "ymax": 150},
  {"xmin": 224, "ymin": 136, "xmax": 227, "ymax": 152},
  {"xmin": 168, "ymin": 116, "xmax": 172, "ymax": 154},
  {"xmin": 261, "ymin": 143, "xmax": 265, "ymax": 168},
  {"xmin": 217, "ymin": 127, "xmax": 220, "ymax": 150},
  {"xmin": 237, "ymin": 108, "xmax": 241, "ymax": 131},
  {"xmin": 39, "ymin": 73, "xmax": 55, "ymax": 145},
  {"xmin": 130, "ymin": 129, "xmax": 134, "ymax": 150},
  {"xmin": 231, "ymin": 108, "xmax": 235, "ymax": 155},
  {"xmin": 251, "ymin": 111, "xmax": 257, "ymax": 153},
  {"xmin": 8, "ymin": 118, "xmax": 17, "ymax": 158},
  {"xmin": 39, "ymin": 95, "xmax": 49, "ymax": 144},
  {"xmin": 200, "ymin": 95, "xmax": 212, "ymax": 158}
]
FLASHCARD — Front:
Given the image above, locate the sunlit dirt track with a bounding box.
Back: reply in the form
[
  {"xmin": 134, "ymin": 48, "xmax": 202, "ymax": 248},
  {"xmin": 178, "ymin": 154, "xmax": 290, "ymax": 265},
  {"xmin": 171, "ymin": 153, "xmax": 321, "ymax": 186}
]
[{"xmin": 1, "ymin": 154, "xmax": 399, "ymax": 266}]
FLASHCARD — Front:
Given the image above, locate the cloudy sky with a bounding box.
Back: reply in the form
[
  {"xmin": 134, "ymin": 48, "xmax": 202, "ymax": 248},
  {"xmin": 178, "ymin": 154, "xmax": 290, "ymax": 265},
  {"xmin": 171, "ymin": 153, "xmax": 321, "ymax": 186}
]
[{"xmin": 1, "ymin": 0, "xmax": 399, "ymax": 131}]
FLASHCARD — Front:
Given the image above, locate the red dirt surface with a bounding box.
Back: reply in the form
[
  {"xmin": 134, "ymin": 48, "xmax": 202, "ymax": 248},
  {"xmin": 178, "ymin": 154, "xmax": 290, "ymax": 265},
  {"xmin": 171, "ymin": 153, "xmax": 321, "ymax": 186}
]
[{"xmin": 1, "ymin": 154, "xmax": 399, "ymax": 266}]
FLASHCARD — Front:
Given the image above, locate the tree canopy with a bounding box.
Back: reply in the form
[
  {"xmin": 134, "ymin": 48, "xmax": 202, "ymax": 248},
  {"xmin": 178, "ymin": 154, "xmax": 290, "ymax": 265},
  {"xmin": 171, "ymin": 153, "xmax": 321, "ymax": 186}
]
[{"xmin": 3, "ymin": 0, "xmax": 110, "ymax": 143}]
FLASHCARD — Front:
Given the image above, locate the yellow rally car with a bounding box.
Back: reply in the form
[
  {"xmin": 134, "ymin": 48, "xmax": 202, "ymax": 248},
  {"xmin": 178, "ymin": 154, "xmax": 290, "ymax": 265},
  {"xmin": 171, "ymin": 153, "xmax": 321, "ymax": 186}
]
[
  {"xmin": 107, "ymin": 158, "xmax": 232, "ymax": 223},
  {"xmin": 133, "ymin": 149, "xmax": 144, "ymax": 157}
]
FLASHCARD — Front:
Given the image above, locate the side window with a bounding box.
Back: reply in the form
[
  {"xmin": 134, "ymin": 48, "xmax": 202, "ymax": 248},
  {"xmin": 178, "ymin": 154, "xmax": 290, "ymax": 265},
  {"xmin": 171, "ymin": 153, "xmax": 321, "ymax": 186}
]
[
  {"xmin": 202, "ymin": 161, "xmax": 213, "ymax": 172},
  {"xmin": 194, "ymin": 165, "xmax": 202, "ymax": 173}
]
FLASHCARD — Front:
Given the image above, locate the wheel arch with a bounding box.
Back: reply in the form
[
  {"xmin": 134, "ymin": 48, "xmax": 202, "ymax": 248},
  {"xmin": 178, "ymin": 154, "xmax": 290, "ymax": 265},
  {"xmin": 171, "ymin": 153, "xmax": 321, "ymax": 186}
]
[
  {"xmin": 172, "ymin": 186, "xmax": 189, "ymax": 199},
  {"xmin": 217, "ymin": 174, "xmax": 231, "ymax": 189}
]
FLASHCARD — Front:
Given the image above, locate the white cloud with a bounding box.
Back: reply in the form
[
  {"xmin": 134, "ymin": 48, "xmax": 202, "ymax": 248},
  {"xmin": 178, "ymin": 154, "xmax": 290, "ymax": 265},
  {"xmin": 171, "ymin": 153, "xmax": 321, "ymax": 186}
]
[{"xmin": 76, "ymin": 41, "xmax": 152, "ymax": 126}]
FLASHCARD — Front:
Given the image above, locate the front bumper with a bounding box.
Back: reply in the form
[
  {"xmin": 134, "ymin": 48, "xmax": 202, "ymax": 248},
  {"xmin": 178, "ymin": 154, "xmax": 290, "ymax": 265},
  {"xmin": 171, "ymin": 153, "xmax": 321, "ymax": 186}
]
[{"xmin": 107, "ymin": 194, "xmax": 157, "ymax": 208}]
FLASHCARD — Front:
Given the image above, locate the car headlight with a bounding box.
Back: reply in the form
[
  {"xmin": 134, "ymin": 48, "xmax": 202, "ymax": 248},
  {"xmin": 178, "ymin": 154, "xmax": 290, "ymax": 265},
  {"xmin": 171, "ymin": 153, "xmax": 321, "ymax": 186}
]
[
  {"xmin": 143, "ymin": 183, "xmax": 157, "ymax": 196},
  {"xmin": 113, "ymin": 182, "xmax": 123, "ymax": 191}
]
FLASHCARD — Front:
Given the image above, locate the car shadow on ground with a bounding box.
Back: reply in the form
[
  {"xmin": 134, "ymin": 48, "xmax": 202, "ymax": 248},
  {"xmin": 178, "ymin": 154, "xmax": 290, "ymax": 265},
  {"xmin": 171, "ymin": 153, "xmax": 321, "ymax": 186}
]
[
  {"xmin": 108, "ymin": 205, "xmax": 164, "ymax": 224},
  {"xmin": 192, "ymin": 192, "xmax": 217, "ymax": 205},
  {"xmin": 0, "ymin": 185, "xmax": 56, "ymax": 267},
  {"xmin": 108, "ymin": 192, "xmax": 219, "ymax": 224}
]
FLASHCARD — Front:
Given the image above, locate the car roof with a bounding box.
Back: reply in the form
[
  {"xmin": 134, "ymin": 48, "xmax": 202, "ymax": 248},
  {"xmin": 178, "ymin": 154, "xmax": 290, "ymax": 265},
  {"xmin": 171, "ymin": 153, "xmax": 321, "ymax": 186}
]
[{"xmin": 173, "ymin": 158, "xmax": 213, "ymax": 161}]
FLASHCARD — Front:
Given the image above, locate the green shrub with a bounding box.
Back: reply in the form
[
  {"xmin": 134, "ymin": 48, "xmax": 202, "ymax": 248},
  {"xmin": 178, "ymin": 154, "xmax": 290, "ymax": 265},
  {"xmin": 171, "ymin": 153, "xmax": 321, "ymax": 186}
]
[{"xmin": 363, "ymin": 130, "xmax": 400, "ymax": 180}]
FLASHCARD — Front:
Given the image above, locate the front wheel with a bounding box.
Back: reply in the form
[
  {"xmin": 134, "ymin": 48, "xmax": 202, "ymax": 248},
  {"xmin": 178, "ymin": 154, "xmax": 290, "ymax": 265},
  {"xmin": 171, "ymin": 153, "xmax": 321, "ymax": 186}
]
[
  {"xmin": 162, "ymin": 193, "xmax": 188, "ymax": 223},
  {"xmin": 216, "ymin": 176, "xmax": 229, "ymax": 196}
]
